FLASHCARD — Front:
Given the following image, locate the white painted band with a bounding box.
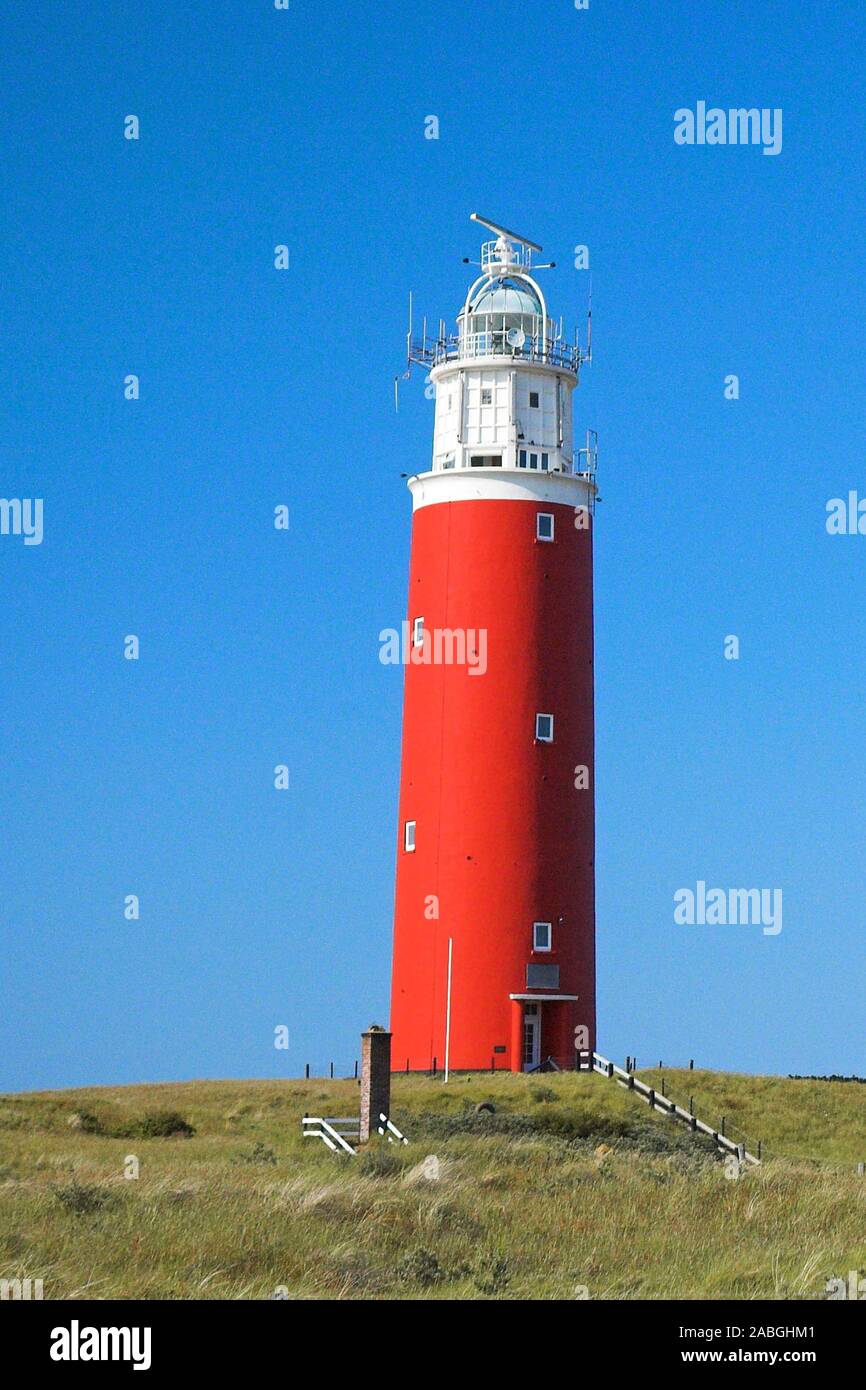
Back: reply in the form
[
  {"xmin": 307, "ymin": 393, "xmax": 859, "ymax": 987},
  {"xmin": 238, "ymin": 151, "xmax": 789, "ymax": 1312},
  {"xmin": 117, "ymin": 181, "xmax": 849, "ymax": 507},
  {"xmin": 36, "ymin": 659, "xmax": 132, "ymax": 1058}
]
[{"xmin": 408, "ymin": 467, "xmax": 596, "ymax": 512}]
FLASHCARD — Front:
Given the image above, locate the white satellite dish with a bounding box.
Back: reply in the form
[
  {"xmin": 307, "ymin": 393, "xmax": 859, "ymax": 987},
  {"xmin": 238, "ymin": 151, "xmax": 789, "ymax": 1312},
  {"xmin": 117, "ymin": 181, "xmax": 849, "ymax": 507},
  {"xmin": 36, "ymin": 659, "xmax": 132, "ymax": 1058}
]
[{"xmin": 506, "ymin": 327, "xmax": 526, "ymax": 349}]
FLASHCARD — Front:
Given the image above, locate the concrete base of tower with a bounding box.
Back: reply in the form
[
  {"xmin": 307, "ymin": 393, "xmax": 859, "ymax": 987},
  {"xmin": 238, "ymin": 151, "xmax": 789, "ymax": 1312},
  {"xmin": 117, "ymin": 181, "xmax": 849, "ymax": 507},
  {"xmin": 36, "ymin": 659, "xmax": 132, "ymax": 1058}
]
[{"xmin": 389, "ymin": 994, "xmax": 594, "ymax": 1076}]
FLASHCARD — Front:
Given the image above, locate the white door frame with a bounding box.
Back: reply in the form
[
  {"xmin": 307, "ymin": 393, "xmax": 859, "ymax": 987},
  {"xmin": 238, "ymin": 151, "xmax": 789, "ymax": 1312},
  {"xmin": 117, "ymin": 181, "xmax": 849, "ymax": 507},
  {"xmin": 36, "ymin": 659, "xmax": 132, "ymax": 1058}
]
[{"xmin": 522, "ymin": 1004, "xmax": 541, "ymax": 1072}]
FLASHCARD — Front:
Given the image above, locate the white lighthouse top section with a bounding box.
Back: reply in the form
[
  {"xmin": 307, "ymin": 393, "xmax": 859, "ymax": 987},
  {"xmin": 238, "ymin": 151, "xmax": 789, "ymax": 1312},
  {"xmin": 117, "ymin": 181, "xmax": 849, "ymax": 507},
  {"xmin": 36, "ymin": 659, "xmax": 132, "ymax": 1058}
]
[
  {"xmin": 408, "ymin": 213, "xmax": 587, "ymax": 378},
  {"xmin": 406, "ymin": 214, "xmax": 596, "ymax": 492}
]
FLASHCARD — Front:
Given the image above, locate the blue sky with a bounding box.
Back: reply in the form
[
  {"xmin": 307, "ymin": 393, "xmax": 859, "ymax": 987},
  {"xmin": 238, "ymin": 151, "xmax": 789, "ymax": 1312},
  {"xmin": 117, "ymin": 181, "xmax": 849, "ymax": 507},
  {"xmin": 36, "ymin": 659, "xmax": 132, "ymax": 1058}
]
[{"xmin": 2, "ymin": 0, "xmax": 865, "ymax": 1091}]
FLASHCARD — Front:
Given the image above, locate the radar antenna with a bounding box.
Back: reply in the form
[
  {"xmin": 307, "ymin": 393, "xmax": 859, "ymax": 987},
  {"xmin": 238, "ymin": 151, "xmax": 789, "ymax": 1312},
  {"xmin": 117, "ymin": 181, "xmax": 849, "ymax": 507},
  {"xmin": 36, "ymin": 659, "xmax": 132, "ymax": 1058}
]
[{"xmin": 469, "ymin": 212, "xmax": 542, "ymax": 253}]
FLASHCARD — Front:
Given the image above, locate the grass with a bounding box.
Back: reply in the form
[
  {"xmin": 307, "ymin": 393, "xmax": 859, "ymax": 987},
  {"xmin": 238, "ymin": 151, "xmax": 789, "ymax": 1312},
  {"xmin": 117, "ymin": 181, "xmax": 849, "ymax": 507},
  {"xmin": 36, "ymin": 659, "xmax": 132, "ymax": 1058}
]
[
  {"xmin": 0, "ymin": 1070, "xmax": 864, "ymax": 1300},
  {"xmin": 636, "ymin": 1068, "xmax": 866, "ymax": 1166}
]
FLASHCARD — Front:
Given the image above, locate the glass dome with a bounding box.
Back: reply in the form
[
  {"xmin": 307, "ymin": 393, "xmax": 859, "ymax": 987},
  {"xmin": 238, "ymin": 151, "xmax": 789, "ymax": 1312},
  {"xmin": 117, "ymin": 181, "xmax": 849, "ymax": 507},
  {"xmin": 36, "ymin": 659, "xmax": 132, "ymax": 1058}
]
[
  {"xmin": 461, "ymin": 275, "xmax": 547, "ymax": 357},
  {"xmin": 468, "ymin": 278, "xmax": 543, "ymax": 317}
]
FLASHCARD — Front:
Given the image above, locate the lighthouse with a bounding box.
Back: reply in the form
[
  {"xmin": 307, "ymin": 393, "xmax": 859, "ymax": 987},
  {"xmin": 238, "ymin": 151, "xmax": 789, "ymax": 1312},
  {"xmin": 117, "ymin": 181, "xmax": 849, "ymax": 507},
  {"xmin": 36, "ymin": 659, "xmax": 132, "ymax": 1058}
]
[{"xmin": 389, "ymin": 214, "xmax": 597, "ymax": 1074}]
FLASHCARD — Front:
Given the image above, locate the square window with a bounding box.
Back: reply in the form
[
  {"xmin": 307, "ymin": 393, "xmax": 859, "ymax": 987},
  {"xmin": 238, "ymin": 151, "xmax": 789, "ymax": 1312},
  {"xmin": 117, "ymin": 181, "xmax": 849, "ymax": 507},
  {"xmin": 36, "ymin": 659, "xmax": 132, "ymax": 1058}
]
[
  {"xmin": 537, "ymin": 512, "xmax": 554, "ymax": 541},
  {"xmin": 533, "ymin": 921, "xmax": 552, "ymax": 952},
  {"xmin": 404, "ymin": 820, "xmax": 416, "ymax": 852},
  {"xmin": 529, "ymin": 391, "xmax": 540, "ymax": 408},
  {"xmin": 412, "ymin": 616, "xmax": 425, "ymax": 648},
  {"xmin": 535, "ymin": 713, "xmax": 554, "ymax": 742}
]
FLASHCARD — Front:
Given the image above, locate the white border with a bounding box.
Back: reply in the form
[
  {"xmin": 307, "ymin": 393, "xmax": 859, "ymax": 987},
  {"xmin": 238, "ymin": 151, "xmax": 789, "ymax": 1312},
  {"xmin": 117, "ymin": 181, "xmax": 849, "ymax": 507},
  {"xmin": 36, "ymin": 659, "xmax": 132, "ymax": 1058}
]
[{"xmin": 408, "ymin": 467, "xmax": 595, "ymax": 512}]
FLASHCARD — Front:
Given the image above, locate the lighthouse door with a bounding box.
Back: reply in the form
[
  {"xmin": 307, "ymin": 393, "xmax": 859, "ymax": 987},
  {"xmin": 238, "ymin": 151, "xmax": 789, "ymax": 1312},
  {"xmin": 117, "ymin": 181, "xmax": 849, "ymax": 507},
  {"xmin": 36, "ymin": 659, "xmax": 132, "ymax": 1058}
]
[{"xmin": 522, "ymin": 1004, "xmax": 541, "ymax": 1071}]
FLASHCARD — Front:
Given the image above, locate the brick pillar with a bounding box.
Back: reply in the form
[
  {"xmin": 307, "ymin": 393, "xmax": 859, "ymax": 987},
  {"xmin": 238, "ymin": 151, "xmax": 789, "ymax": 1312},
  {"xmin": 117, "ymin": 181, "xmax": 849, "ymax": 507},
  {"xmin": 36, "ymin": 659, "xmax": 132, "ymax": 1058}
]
[{"xmin": 359, "ymin": 1026, "xmax": 392, "ymax": 1144}]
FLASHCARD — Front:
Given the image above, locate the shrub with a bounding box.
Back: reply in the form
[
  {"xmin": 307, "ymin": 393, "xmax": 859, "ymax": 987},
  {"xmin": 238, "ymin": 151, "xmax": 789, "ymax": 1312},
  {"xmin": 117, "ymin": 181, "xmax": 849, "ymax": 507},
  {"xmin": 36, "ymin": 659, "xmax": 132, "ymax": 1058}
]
[
  {"xmin": 615, "ymin": 1120, "xmax": 719, "ymax": 1161},
  {"xmin": 67, "ymin": 1110, "xmax": 103, "ymax": 1134},
  {"xmin": 415, "ymin": 1107, "xmax": 721, "ymax": 1159},
  {"xmin": 238, "ymin": 1142, "xmax": 277, "ymax": 1166},
  {"xmin": 415, "ymin": 1108, "xmax": 630, "ymax": 1143},
  {"xmin": 399, "ymin": 1248, "xmax": 444, "ymax": 1287},
  {"xmin": 473, "ymin": 1248, "xmax": 510, "ymax": 1295},
  {"xmin": 357, "ymin": 1145, "xmax": 402, "ymax": 1178},
  {"xmin": 114, "ymin": 1110, "xmax": 195, "ymax": 1139},
  {"xmin": 53, "ymin": 1181, "xmax": 112, "ymax": 1215},
  {"xmin": 530, "ymin": 1086, "xmax": 556, "ymax": 1104}
]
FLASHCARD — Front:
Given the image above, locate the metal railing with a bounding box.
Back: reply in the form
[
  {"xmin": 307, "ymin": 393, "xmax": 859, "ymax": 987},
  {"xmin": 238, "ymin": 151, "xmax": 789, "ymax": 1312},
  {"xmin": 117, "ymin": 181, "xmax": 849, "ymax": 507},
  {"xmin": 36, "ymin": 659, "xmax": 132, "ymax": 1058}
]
[
  {"xmin": 575, "ymin": 428, "xmax": 598, "ymax": 481},
  {"xmin": 480, "ymin": 238, "xmax": 534, "ymax": 275},
  {"xmin": 409, "ymin": 332, "xmax": 584, "ymax": 373},
  {"xmin": 579, "ymin": 1052, "xmax": 762, "ymax": 1165}
]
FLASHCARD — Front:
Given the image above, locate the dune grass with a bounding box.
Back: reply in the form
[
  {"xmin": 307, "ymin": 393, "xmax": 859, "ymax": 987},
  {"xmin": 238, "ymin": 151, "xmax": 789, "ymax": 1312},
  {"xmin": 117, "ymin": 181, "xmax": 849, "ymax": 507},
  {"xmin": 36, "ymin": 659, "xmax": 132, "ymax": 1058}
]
[
  {"xmin": 636, "ymin": 1067, "xmax": 866, "ymax": 1166},
  {"xmin": 0, "ymin": 1070, "xmax": 863, "ymax": 1300}
]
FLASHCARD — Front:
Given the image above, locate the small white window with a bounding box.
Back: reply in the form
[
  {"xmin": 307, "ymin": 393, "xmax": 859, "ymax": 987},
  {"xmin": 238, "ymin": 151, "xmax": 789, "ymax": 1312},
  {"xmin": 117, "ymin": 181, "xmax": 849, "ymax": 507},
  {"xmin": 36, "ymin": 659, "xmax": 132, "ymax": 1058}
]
[
  {"xmin": 404, "ymin": 820, "xmax": 416, "ymax": 852},
  {"xmin": 529, "ymin": 391, "xmax": 540, "ymax": 408},
  {"xmin": 519, "ymin": 449, "xmax": 527, "ymax": 468},
  {"xmin": 541, "ymin": 452, "xmax": 549, "ymax": 471},
  {"xmin": 412, "ymin": 616, "xmax": 425, "ymax": 648},
  {"xmin": 537, "ymin": 512, "xmax": 554, "ymax": 541},
  {"xmin": 535, "ymin": 713, "xmax": 554, "ymax": 742},
  {"xmin": 442, "ymin": 454, "xmax": 455, "ymax": 470},
  {"xmin": 533, "ymin": 921, "xmax": 552, "ymax": 952},
  {"xmin": 481, "ymin": 388, "xmax": 492, "ymax": 405},
  {"xmin": 529, "ymin": 452, "xmax": 538, "ymax": 469}
]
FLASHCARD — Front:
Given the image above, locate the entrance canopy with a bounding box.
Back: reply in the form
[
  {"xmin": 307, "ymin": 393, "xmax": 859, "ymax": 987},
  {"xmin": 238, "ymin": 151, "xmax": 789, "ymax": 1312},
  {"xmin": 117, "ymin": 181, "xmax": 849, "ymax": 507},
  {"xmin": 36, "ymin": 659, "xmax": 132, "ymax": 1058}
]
[{"xmin": 509, "ymin": 993, "xmax": 579, "ymax": 1002}]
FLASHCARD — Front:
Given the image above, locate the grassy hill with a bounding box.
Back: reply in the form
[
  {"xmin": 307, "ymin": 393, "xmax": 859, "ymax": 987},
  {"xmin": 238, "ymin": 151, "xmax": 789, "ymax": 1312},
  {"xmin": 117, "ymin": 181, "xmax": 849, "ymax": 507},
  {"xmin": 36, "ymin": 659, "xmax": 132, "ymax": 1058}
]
[{"xmin": 1, "ymin": 1069, "xmax": 864, "ymax": 1300}]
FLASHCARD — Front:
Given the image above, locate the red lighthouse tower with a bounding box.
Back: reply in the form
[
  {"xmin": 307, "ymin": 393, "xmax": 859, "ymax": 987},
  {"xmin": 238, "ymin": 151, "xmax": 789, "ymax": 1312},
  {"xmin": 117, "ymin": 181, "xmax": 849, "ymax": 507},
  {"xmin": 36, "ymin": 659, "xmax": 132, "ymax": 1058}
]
[{"xmin": 390, "ymin": 214, "xmax": 597, "ymax": 1074}]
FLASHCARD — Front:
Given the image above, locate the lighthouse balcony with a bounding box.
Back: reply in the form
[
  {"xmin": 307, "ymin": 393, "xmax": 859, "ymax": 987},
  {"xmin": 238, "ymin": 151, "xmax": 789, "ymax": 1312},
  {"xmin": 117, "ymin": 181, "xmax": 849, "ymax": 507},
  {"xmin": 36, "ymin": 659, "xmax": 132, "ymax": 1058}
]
[
  {"xmin": 409, "ymin": 331, "xmax": 584, "ymax": 375},
  {"xmin": 430, "ymin": 444, "xmax": 597, "ymax": 482}
]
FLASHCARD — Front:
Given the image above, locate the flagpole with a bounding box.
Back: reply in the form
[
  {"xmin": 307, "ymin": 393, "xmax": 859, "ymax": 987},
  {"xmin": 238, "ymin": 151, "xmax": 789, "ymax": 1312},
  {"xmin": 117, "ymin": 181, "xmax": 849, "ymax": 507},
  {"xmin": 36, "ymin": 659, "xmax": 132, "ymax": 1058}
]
[{"xmin": 444, "ymin": 938, "xmax": 453, "ymax": 1083}]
